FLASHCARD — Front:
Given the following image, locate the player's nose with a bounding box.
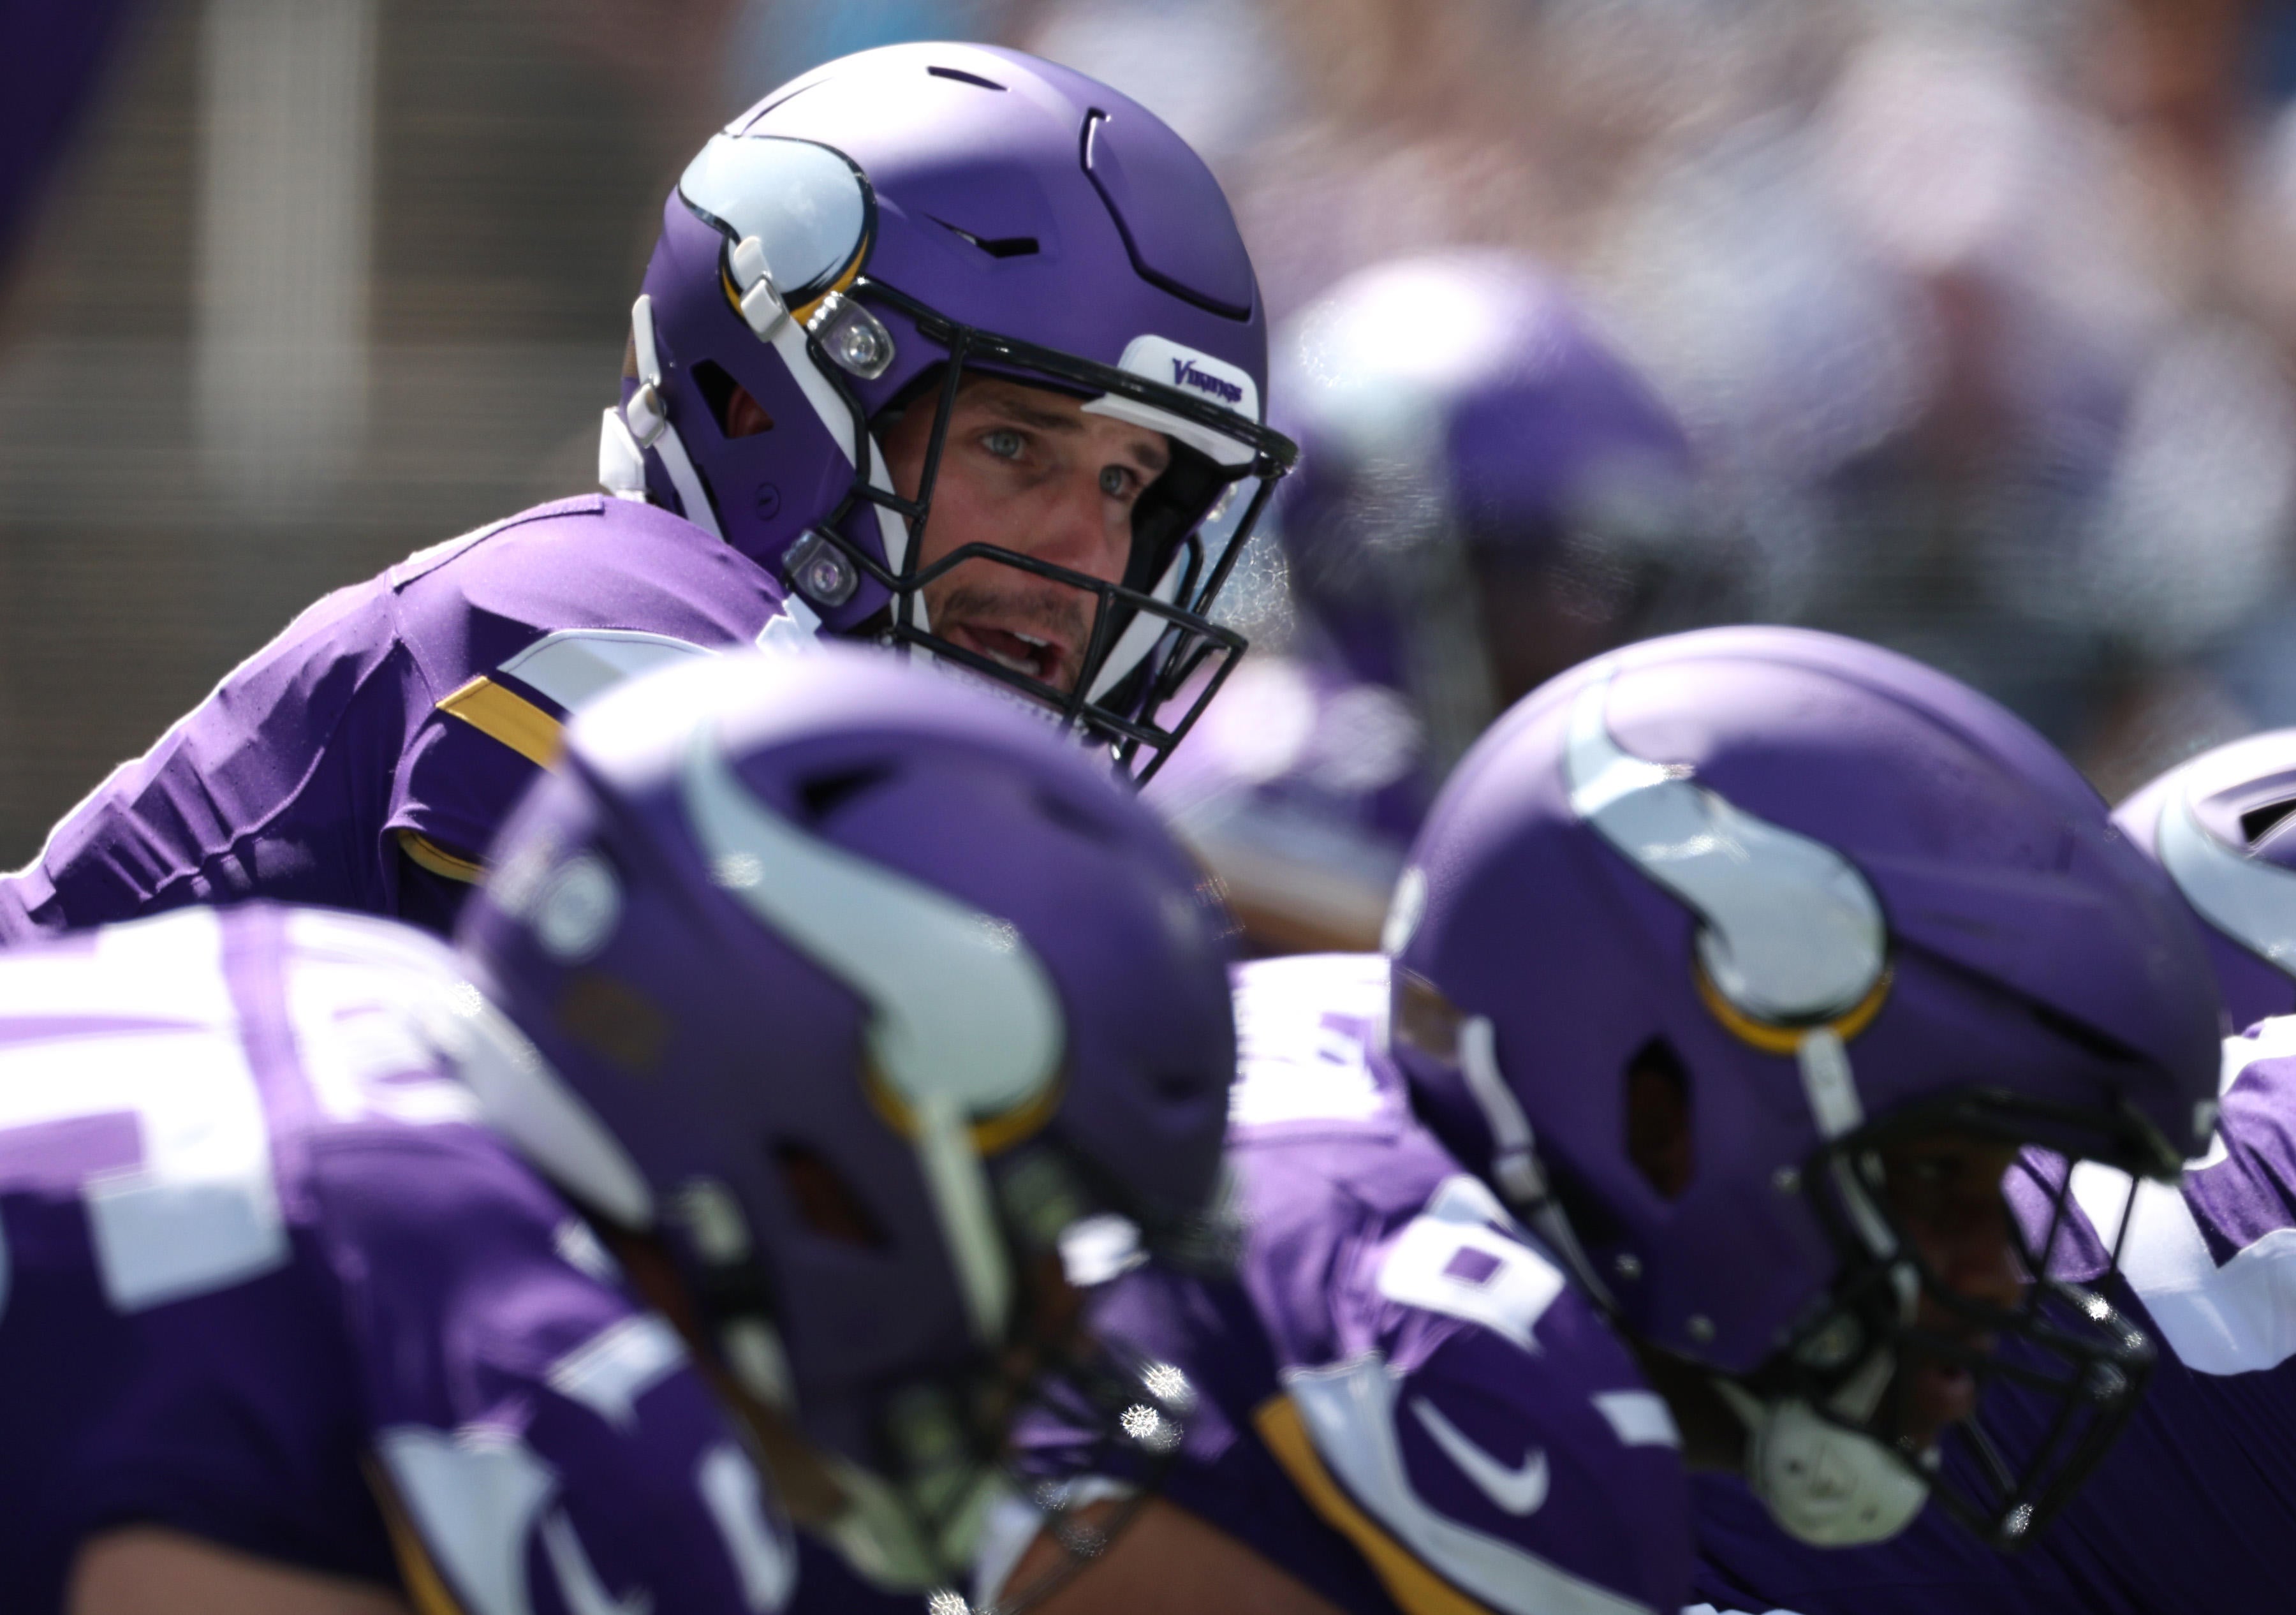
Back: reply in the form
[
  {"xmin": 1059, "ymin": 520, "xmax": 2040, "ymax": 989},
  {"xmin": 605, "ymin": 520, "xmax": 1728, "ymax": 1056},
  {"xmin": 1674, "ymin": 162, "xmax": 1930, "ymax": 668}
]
[
  {"xmin": 1926, "ymin": 1197, "xmax": 2025, "ymax": 1313},
  {"xmin": 1027, "ymin": 466, "xmax": 1131, "ymax": 585}
]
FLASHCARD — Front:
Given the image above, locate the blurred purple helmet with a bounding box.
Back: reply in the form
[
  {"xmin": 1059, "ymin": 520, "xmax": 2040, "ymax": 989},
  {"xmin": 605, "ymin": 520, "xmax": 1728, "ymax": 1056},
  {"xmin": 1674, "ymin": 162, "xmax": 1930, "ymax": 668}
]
[
  {"xmin": 1273, "ymin": 252, "xmax": 1709, "ymax": 762},
  {"xmin": 598, "ymin": 43, "xmax": 1296, "ymax": 776},
  {"xmin": 2114, "ymin": 728, "xmax": 2296, "ymax": 1029},
  {"xmin": 1387, "ymin": 626, "xmax": 2219, "ymax": 1550},
  {"xmin": 455, "ymin": 645, "xmax": 1235, "ymax": 1588}
]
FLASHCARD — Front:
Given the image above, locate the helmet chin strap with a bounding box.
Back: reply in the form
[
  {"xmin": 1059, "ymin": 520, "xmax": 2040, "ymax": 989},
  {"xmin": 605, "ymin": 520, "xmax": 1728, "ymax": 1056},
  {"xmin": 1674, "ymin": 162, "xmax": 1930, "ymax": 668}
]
[
  {"xmin": 1716, "ymin": 1027, "xmax": 1927, "ymax": 1546},
  {"xmin": 600, "ymin": 294, "xmax": 723, "ymax": 541}
]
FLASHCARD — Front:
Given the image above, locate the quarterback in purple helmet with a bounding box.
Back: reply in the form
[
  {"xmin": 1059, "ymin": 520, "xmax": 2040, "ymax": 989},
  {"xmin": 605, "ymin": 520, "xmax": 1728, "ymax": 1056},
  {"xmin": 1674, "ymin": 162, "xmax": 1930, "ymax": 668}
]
[
  {"xmin": 1693, "ymin": 727, "xmax": 2296, "ymax": 1615},
  {"xmin": 3, "ymin": 647, "xmax": 1238, "ymax": 1613},
  {"xmin": 993, "ymin": 628, "xmax": 2219, "ymax": 1615},
  {"xmin": 1149, "ymin": 251, "xmax": 1716, "ymax": 953},
  {"xmin": 0, "ymin": 42, "xmax": 1292, "ymax": 943}
]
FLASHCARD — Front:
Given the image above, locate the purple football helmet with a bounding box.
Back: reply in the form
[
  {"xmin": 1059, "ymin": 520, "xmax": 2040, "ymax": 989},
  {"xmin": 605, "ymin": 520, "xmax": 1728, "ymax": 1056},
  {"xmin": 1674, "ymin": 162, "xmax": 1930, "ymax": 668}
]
[
  {"xmin": 1387, "ymin": 626, "xmax": 2220, "ymax": 1551},
  {"xmin": 2114, "ymin": 728, "xmax": 2296, "ymax": 1029},
  {"xmin": 597, "ymin": 43, "xmax": 1296, "ymax": 777},
  {"xmin": 454, "ymin": 645, "xmax": 1236, "ymax": 1590},
  {"xmin": 1274, "ymin": 251, "xmax": 1709, "ymax": 771}
]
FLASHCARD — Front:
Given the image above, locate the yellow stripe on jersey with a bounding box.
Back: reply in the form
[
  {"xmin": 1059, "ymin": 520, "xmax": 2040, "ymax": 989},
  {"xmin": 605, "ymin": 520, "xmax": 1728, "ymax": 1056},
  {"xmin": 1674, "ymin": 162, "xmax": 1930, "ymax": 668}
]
[
  {"xmin": 362, "ymin": 1454, "xmax": 473, "ymax": 1615},
  {"xmin": 437, "ymin": 675, "xmax": 563, "ymax": 767},
  {"xmin": 1253, "ymin": 1392, "xmax": 1499, "ymax": 1615},
  {"xmin": 397, "ymin": 829, "xmax": 485, "ymax": 885}
]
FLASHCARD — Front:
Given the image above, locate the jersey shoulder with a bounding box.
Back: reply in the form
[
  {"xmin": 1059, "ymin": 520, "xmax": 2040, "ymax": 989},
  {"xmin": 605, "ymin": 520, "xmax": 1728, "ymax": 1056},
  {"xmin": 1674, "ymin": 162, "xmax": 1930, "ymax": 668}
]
[
  {"xmin": 382, "ymin": 495, "xmax": 804, "ymax": 868},
  {"xmin": 1224, "ymin": 956, "xmax": 1690, "ymax": 1614},
  {"xmin": 389, "ymin": 493, "xmax": 795, "ymax": 692},
  {"xmin": 1256, "ymin": 1170, "xmax": 1689, "ymax": 1615},
  {"xmin": 2050, "ymin": 1016, "xmax": 2296, "ymax": 1377}
]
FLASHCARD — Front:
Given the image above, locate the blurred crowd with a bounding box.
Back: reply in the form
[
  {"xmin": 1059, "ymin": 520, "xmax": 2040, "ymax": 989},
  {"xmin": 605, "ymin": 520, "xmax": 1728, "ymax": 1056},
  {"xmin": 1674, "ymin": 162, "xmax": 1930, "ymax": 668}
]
[{"xmin": 10, "ymin": 0, "xmax": 2296, "ymax": 855}]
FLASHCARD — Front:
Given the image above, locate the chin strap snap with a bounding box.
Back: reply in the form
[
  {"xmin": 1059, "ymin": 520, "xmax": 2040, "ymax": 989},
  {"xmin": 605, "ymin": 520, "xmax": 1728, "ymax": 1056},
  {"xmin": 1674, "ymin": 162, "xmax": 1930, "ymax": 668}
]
[{"xmin": 1716, "ymin": 1375, "xmax": 1929, "ymax": 1546}]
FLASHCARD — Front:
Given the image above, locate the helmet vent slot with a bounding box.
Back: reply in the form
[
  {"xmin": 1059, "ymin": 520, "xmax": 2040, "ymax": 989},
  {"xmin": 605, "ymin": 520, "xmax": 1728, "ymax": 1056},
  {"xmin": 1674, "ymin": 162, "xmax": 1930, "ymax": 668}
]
[
  {"xmin": 773, "ymin": 1142, "xmax": 890, "ymax": 1248},
  {"xmin": 796, "ymin": 765, "xmax": 894, "ymax": 823},
  {"xmin": 927, "ymin": 64, "xmax": 1007, "ymax": 91},
  {"xmin": 931, "ymin": 217, "xmax": 1040, "ymax": 260},
  {"xmin": 2240, "ymin": 797, "xmax": 2296, "ymax": 846},
  {"xmin": 2030, "ymin": 1003, "xmax": 2141, "ymax": 1066}
]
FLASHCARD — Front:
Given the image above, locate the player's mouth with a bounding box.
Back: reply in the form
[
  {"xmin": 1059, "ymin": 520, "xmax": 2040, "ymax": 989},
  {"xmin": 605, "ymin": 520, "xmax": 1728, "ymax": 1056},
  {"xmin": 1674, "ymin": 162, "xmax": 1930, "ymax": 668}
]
[
  {"xmin": 1903, "ymin": 1358, "xmax": 1979, "ymax": 1445},
  {"xmin": 938, "ymin": 617, "xmax": 1078, "ymax": 693},
  {"xmin": 1897, "ymin": 1329, "xmax": 1994, "ymax": 1449}
]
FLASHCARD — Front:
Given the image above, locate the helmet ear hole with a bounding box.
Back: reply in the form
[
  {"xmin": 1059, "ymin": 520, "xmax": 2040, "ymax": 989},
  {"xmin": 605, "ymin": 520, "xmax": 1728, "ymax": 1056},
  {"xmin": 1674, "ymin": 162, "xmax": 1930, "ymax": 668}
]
[
  {"xmin": 774, "ymin": 1140, "xmax": 889, "ymax": 1248},
  {"xmin": 1625, "ymin": 1038, "xmax": 1695, "ymax": 1201},
  {"xmin": 796, "ymin": 765, "xmax": 894, "ymax": 823},
  {"xmin": 691, "ymin": 361, "xmax": 773, "ymax": 439}
]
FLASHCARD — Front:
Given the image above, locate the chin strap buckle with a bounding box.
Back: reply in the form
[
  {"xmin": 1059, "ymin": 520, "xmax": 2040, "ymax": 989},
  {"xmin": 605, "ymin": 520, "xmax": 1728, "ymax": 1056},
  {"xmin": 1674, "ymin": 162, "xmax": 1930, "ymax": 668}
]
[
  {"xmin": 624, "ymin": 381, "xmax": 668, "ymax": 448},
  {"xmin": 598, "ymin": 408, "xmax": 649, "ymax": 501}
]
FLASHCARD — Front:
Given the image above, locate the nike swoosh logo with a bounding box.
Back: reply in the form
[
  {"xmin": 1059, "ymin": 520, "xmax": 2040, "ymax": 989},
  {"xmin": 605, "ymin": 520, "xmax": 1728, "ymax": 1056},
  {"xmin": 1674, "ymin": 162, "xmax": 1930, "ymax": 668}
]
[{"xmin": 1410, "ymin": 1394, "xmax": 1549, "ymax": 1516}]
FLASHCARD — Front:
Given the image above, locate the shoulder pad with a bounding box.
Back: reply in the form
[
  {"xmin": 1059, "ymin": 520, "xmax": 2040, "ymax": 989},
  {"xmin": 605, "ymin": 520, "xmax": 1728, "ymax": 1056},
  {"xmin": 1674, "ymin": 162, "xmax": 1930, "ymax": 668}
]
[
  {"xmin": 388, "ymin": 496, "xmax": 607, "ymax": 589},
  {"xmin": 1258, "ymin": 1329, "xmax": 1684, "ymax": 1615}
]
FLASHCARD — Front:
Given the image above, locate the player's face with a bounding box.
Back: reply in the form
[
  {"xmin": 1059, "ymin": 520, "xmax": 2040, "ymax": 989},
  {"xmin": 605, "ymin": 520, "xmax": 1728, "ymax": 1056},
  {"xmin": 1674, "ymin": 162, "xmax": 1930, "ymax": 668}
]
[
  {"xmin": 1873, "ymin": 1129, "xmax": 2024, "ymax": 1450},
  {"xmin": 880, "ymin": 377, "xmax": 1172, "ymax": 695}
]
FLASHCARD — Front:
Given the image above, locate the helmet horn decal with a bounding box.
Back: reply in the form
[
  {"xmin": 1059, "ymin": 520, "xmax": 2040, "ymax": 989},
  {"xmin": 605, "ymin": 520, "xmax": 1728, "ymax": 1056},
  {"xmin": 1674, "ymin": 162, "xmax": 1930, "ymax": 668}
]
[
  {"xmin": 2157, "ymin": 781, "xmax": 2296, "ymax": 975},
  {"xmin": 680, "ymin": 723, "xmax": 1063, "ymax": 1343},
  {"xmin": 677, "ymin": 130, "xmax": 913, "ymax": 582},
  {"xmin": 1565, "ymin": 674, "xmax": 1890, "ymax": 1029}
]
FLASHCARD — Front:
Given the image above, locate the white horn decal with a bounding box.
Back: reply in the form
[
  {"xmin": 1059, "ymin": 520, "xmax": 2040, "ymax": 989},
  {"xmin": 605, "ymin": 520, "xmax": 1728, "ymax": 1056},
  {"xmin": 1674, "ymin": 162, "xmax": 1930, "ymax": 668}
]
[
  {"xmin": 2158, "ymin": 784, "xmax": 2296, "ymax": 974},
  {"xmin": 1565, "ymin": 674, "xmax": 1888, "ymax": 1027},
  {"xmin": 681, "ymin": 725, "xmax": 1064, "ymax": 1344}
]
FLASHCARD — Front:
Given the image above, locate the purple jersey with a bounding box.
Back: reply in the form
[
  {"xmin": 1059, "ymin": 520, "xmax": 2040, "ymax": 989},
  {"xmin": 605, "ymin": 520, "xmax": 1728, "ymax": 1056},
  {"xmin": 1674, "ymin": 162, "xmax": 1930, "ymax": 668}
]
[
  {"xmin": 0, "ymin": 495, "xmax": 801, "ymax": 939},
  {"xmin": 1693, "ymin": 1017, "xmax": 2296, "ymax": 1615},
  {"xmin": 1027, "ymin": 954, "xmax": 1688, "ymax": 1615},
  {"xmin": 0, "ymin": 903, "xmax": 794, "ymax": 1612}
]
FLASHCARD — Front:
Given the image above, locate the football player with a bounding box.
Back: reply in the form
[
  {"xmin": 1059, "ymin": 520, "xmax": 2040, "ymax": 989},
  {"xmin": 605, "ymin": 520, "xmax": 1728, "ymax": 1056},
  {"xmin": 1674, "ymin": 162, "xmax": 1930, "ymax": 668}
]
[
  {"xmin": 1148, "ymin": 251, "xmax": 1719, "ymax": 953},
  {"xmin": 1692, "ymin": 726, "xmax": 2296, "ymax": 1615},
  {"xmin": 6, "ymin": 647, "xmax": 1236, "ymax": 1614},
  {"xmin": 985, "ymin": 626, "xmax": 2221, "ymax": 1615},
  {"xmin": 0, "ymin": 41, "xmax": 1293, "ymax": 941}
]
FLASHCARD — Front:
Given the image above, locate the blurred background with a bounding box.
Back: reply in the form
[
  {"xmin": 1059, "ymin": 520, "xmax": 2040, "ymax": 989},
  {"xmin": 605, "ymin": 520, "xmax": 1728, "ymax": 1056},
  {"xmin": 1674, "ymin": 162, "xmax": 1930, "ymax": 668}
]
[{"xmin": 9, "ymin": 0, "xmax": 2296, "ymax": 874}]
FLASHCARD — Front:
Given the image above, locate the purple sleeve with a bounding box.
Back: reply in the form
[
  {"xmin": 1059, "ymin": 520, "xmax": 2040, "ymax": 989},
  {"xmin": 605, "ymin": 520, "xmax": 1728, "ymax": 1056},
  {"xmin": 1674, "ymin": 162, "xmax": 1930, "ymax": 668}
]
[
  {"xmin": 0, "ymin": 582, "xmax": 417, "ymax": 938},
  {"xmin": 386, "ymin": 704, "xmax": 552, "ymax": 868},
  {"xmin": 314, "ymin": 1125, "xmax": 795, "ymax": 1614}
]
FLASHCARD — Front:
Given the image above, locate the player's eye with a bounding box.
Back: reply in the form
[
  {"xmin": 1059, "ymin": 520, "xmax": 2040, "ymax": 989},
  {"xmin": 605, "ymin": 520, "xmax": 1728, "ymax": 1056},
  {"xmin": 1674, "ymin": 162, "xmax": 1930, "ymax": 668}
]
[
  {"xmin": 1099, "ymin": 464, "xmax": 1138, "ymax": 500},
  {"xmin": 982, "ymin": 427, "xmax": 1026, "ymax": 461}
]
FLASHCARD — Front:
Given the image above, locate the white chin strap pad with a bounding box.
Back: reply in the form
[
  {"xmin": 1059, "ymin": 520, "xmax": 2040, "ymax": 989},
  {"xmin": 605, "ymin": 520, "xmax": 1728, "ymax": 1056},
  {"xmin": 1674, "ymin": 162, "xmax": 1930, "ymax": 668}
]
[{"xmin": 1736, "ymin": 1390, "xmax": 1929, "ymax": 1545}]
